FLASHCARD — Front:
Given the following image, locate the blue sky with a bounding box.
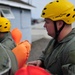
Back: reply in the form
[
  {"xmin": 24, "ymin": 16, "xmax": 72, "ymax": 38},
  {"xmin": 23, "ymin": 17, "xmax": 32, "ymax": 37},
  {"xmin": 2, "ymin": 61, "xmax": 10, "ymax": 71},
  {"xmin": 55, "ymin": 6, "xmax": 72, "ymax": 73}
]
[
  {"xmin": 31, "ymin": 0, "xmax": 75, "ymax": 19},
  {"xmin": 31, "ymin": 0, "xmax": 50, "ymax": 19}
]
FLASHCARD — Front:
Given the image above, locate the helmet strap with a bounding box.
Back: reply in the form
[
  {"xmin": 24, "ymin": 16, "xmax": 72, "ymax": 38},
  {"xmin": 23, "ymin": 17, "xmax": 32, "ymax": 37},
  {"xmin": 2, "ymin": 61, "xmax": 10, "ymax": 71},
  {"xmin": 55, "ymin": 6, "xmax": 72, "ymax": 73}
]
[{"xmin": 53, "ymin": 21, "xmax": 65, "ymax": 45}]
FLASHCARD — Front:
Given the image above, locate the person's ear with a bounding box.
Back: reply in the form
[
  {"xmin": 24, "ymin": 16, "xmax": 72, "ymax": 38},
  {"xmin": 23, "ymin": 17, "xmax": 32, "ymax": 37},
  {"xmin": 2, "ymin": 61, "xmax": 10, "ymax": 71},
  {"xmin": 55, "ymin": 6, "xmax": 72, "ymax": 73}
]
[{"xmin": 56, "ymin": 20, "xmax": 63, "ymax": 30}]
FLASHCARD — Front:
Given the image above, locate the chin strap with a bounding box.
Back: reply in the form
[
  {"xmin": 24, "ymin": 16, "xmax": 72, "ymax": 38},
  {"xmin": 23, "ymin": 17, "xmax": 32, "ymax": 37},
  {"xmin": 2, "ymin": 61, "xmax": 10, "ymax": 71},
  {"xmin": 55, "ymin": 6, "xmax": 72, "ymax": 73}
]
[{"xmin": 53, "ymin": 21, "xmax": 65, "ymax": 45}]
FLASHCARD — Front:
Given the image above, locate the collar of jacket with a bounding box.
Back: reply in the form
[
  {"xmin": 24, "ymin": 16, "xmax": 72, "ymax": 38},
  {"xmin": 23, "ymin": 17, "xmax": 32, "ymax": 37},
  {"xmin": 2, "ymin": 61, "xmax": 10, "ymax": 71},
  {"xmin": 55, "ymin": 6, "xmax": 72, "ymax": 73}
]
[{"xmin": 58, "ymin": 28, "xmax": 75, "ymax": 43}]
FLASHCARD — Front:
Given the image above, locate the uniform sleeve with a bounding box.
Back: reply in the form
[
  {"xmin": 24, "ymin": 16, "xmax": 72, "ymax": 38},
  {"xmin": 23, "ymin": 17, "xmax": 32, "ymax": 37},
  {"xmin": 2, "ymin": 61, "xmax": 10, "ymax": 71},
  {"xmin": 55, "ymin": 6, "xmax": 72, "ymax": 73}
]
[
  {"xmin": 0, "ymin": 43, "xmax": 11, "ymax": 75},
  {"xmin": 38, "ymin": 39, "xmax": 53, "ymax": 62},
  {"xmin": 62, "ymin": 50, "xmax": 75, "ymax": 75},
  {"xmin": 38, "ymin": 50, "xmax": 46, "ymax": 62},
  {"xmin": 62, "ymin": 64, "xmax": 75, "ymax": 75}
]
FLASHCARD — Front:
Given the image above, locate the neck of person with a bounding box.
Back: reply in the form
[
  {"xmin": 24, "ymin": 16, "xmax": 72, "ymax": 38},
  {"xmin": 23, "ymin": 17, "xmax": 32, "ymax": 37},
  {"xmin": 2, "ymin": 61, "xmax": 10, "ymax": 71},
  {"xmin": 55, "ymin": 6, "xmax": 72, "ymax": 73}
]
[{"xmin": 57, "ymin": 25, "xmax": 72, "ymax": 42}]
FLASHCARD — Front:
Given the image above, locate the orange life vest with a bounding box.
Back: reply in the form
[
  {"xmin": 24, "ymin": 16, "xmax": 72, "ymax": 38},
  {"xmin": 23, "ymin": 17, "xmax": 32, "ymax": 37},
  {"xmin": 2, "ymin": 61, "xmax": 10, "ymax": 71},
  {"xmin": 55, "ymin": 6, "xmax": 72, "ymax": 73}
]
[
  {"xmin": 11, "ymin": 28, "xmax": 22, "ymax": 44},
  {"xmin": 12, "ymin": 40, "xmax": 31, "ymax": 69}
]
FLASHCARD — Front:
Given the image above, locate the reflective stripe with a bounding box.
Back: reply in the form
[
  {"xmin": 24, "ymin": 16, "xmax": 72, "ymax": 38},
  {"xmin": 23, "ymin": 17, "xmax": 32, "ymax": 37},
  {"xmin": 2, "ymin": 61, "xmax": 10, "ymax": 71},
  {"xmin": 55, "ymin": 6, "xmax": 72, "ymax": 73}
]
[{"xmin": 0, "ymin": 43, "xmax": 11, "ymax": 75}]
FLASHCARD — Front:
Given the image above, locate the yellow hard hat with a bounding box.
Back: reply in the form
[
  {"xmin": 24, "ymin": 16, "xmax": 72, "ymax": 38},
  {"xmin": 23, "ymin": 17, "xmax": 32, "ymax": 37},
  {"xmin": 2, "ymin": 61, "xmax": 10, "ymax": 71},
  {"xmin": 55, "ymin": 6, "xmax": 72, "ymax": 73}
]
[
  {"xmin": 41, "ymin": 0, "xmax": 75, "ymax": 24},
  {"xmin": 0, "ymin": 17, "xmax": 11, "ymax": 32}
]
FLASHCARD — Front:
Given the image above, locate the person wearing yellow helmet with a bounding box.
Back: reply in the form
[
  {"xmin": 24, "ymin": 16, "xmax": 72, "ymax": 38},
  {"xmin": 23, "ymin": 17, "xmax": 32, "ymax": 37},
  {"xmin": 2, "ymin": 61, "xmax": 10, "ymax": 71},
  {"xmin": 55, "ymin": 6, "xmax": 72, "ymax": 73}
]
[
  {"xmin": 28, "ymin": 0, "xmax": 75, "ymax": 75},
  {"xmin": 0, "ymin": 17, "xmax": 18, "ymax": 75}
]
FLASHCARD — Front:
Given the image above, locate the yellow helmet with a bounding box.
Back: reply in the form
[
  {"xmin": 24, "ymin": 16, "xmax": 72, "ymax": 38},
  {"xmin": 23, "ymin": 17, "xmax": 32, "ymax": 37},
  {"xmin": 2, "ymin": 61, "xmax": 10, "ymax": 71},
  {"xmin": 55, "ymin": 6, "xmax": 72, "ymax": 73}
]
[
  {"xmin": 0, "ymin": 17, "xmax": 11, "ymax": 32},
  {"xmin": 41, "ymin": 0, "xmax": 75, "ymax": 24}
]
